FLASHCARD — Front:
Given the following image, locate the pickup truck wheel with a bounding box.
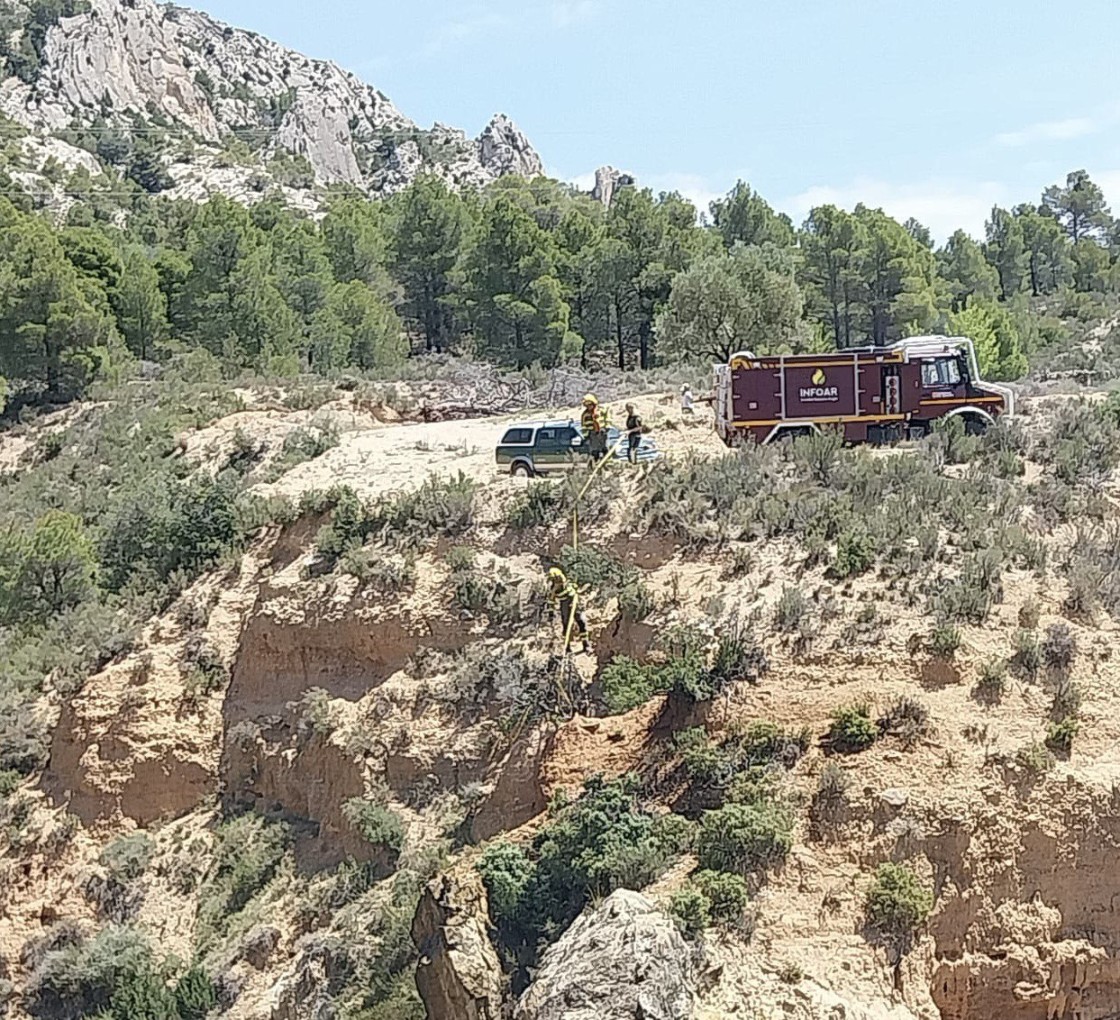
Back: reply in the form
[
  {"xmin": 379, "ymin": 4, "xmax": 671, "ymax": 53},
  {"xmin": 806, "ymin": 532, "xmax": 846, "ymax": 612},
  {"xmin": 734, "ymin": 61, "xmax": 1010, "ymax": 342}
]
[{"xmin": 511, "ymin": 462, "xmax": 534, "ymax": 478}]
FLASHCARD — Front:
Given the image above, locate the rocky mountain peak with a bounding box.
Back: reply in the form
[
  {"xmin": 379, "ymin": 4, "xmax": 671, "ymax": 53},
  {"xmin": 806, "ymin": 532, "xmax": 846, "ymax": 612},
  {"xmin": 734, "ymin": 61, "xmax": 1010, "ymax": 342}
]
[{"xmin": 0, "ymin": 0, "xmax": 543, "ymax": 207}]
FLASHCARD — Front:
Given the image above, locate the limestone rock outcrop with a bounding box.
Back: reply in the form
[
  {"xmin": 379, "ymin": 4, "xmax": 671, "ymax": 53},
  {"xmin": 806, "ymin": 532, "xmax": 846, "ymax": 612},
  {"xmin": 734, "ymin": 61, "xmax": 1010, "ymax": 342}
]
[
  {"xmin": 412, "ymin": 869, "xmax": 506, "ymax": 1020},
  {"xmin": 0, "ymin": 0, "xmax": 542, "ymax": 205},
  {"xmin": 591, "ymin": 165, "xmax": 635, "ymax": 207},
  {"xmin": 516, "ymin": 890, "xmax": 696, "ymax": 1020}
]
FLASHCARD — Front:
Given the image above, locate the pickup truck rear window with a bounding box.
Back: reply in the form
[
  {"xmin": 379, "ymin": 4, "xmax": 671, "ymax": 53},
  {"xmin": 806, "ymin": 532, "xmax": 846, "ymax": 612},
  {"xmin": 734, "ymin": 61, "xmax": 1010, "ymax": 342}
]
[{"xmin": 501, "ymin": 428, "xmax": 534, "ymax": 445}]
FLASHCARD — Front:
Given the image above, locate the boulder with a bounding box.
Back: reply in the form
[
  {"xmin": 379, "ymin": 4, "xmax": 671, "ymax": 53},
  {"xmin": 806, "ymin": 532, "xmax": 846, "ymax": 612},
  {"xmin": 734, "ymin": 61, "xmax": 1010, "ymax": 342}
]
[
  {"xmin": 516, "ymin": 890, "xmax": 695, "ymax": 1020},
  {"xmin": 412, "ymin": 869, "xmax": 506, "ymax": 1020}
]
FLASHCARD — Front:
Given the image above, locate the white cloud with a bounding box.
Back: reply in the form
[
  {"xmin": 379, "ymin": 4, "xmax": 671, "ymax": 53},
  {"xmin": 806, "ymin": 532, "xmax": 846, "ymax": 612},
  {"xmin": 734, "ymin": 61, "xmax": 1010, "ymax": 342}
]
[
  {"xmin": 552, "ymin": 1, "xmax": 595, "ymax": 27},
  {"xmin": 565, "ymin": 170, "xmax": 597, "ymax": 191},
  {"xmin": 995, "ymin": 116, "xmax": 1098, "ymax": 148},
  {"xmin": 781, "ymin": 177, "xmax": 1015, "ymax": 241}
]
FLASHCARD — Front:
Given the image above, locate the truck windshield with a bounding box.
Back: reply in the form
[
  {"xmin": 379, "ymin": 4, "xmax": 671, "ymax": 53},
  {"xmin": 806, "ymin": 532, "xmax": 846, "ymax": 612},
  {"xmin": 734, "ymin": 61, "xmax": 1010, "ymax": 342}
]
[{"xmin": 921, "ymin": 359, "xmax": 962, "ymax": 387}]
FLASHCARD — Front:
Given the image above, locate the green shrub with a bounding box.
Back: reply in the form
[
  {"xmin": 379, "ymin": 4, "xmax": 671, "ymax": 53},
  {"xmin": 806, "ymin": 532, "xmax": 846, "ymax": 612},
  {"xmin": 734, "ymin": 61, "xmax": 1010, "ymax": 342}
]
[
  {"xmin": 477, "ymin": 774, "xmax": 667, "ymax": 961},
  {"xmin": 809, "ymin": 763, "xmax": 850, "ymax": 834},
  {"xmin": 1041, "ymin": 622, "xmax": 1077, "ymax": 677},
  {"xmin": 600, "ymin": 656, "xmax": 664, "ymax": 715},
  {"xmin": 342, "ymin": 798, "xmax": 405, "ymax": 852},
  {"xmin": 936, "ymin": 549, "xmax": 1003, "ymax": 623},
  {"xmin": 340, "ymin": 548, "xmax": 417, "ymax": 590},
  {"xmin": 696, "ymin": 801, "xmax": 793, "ymax": 874},
  {"xmin": 101, "ymin": 832, "xmax": 154, "ymax": 883},
  {"xmin": 1012, "ymin": 629, "xmax": 1041, "ymax": 678},
  {"xmin": 1049, "ymin": 676, "xmax": 1082, "ymax": 723},
  {"xmin": 0, "ymin": 769, "xmax": 20, "ymax": 799},
  {"xmin": 1040, "ymin": 401, "xmax": 1120, "ymax": 485},
  {"xmin": 445, "ymin": 545, "xmax": 476, "ymax": 572},
  {"xmin": 703, "ymin": 624, "xmax": 769, "ymax": 696},
  {"xmin": 27, "ymin": 925, "xmax": 156, "ymax": 1017},
  {"xmin": 736, "ymin": 722, "xmax": 810, "ymax": 769},
  {"xmin": 373, "ymin": 472, "xmax": 478, "ymax": 544},
  {"xmin": 669, "ymin": 885, "xmax": 711, "ymax": 937},
  {"xmin": 1046, "ymin": 717, "xmax": 1078, "ymax": 757},
  {"xmin": 778, "ymin": 962, "xmax": 805, "ymax": 985},
  {"xmin": 974, "ymin": 660, "xmax": 1008, "ymax": 703},
  {"xmin": 506, "ymin": 482, "xmax": 564, "ymax": 529},
  {"xmin": 0, "ymin": 510, "xmax": 97, "ymax": 624},
  {"xmin": 315, "ymin": 486, "xmax": 371, "ymax": 561},
  {"xmin": 929, "ymin": 621, "xmax": 961, "ymax": 659},
  {"xmin": 558, "ymin": 544, "xmax": 627, "ymax": 593},
  {"xmin": 828, "ymin": 703, "xmax": 876, "ymax": 754},
  {"xmin": 616, "ymin": 578, "xmax": 657, "ymax": 621},
  {"xmin": 173, "ymin": 965, "xmax": 217, "ymax": 1020},
  {"xmin": 831, "ymin": 526, "xmax": 875, "ymax": 578},
  {"xmin": 1015, "ymin": 741, "xmax": 1055, "ymax": 775},
  {"xmin": 675, "ymin": 728, "xmax": 729, "ymax": 788},
  {"xmin": 476, "ymin": 841, "xmax": 533, "ymax": 926},
  {"xmin": 877, "ymin": 696, "xmax": 929, "ymax": 748},
  {"xmin": 100, "ymin": 475, "xmax": 242, "ymax": 597},
  {"xmin": 792, "ymin": 427, "xmax": 844, "ymax": 485},
  {"xmin": 774, "ymin": 586, "xmax": 808, "ymax": 632},
  {"xmin": 692, "ymin": 868, "xmax": 749, "ymax": 922},
  {"xmin": 651, "ymin": 812, "xmax": 695, "ymax": 855},
  {"xmin": 269, "ymin": 422, "xmax": 339, "ymax": 477},
  {"xmin": 865, "ymin": 863, "xmax": 932, "ymax": 941},
  {"xmin": 931, "ymin": 415, "xmax": 980, "ymax": 465},
  {"xmin": 195, "ymin": 813, "xmax": 290, "ymax": 954}
]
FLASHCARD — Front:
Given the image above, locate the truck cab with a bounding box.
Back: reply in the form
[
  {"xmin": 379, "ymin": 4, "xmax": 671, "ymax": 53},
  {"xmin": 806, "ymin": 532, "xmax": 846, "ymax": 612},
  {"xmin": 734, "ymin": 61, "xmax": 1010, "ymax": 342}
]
[{"xmin": 903, "ymin": 337, "xmax": 1014, "ymax": 437}]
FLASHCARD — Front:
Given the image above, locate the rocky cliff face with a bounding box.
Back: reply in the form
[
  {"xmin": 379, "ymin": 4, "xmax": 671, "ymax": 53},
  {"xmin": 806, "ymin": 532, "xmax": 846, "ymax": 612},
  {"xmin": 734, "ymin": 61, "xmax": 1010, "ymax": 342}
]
[{"xmin": 0, "ymin": 0, "xmax": 542, "ymax": 205}]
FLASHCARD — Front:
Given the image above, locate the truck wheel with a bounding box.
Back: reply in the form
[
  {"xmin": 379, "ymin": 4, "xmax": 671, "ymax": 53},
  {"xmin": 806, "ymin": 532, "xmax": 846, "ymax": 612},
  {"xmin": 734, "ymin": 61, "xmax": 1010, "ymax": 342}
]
[
  {"xmin": 962, "ymin": 415, "xmax": 989, "ymax": 436},
  {"xmin": 511, "ymin": 462, "xmax": 534, "ymax": 478},
  {"xmin": 769, "ymin": 426, "xmax": 812, "ymax": 445}
]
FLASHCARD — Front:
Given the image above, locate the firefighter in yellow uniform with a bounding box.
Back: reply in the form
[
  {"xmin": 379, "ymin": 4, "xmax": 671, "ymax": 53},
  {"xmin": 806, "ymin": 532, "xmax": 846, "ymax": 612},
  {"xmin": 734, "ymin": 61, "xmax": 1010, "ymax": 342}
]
[
  {"xmin": 581, "ymin": 394, "xmax": 609, "ymax": 462},
  {"xmin": 547, "ymin": 567, "xmax": 591, "ymax": 654}
]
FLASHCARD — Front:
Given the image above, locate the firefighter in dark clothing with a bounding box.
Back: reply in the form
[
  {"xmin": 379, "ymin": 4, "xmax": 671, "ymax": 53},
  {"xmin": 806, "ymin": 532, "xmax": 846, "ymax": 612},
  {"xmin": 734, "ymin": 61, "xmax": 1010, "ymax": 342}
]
[
  {"xmin": 547, "ymin": 567, "xmax": 590, "ymax": 653},
  {"xmin": 624, "ymin": 403, "xmax": 643, "ymax": 463},
  {"xmin": 581, "ymin": 394, "xmax": 608, "ymax": 462}
]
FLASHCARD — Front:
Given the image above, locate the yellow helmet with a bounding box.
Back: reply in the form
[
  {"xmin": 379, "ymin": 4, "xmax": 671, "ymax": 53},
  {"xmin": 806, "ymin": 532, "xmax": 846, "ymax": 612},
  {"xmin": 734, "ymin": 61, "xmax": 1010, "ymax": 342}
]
[
  {"xmin": 583, "ymin": 393, "xmax": 598, "ymax": 405},
  {"xmin": 549, "ymin": 567, "xmax": 566, "ymax": 580}
]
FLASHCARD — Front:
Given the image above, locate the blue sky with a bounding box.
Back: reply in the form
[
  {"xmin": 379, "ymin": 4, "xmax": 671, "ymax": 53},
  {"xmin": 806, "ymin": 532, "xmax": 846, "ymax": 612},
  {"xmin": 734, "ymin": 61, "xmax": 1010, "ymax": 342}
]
[{"xmin": 194, "ymin": 0, "xmax": 1120, "ymax": 239}]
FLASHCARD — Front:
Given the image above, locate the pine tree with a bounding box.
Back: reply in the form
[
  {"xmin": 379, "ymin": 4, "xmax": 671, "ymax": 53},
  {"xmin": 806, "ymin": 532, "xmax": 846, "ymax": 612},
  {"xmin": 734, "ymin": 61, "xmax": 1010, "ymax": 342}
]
[
  {"xmin": 938, "ymin": 230, "xmax": 998, "ymax": 311},
  {"xmin": 983, "ymin": 206, "xmax": 1026, "ymax": 300},
  {"xmin": 114, "ymin": 250, "xmax": 170, "ymax": 360},
  {"xmin": 799, "ymin": 204, "xmax": 865, "ymax": 349},
  {"xmin": 0, "ymin": 200, "xmax": 117, "ymax": 399},
  {"xmin": 1043, "ymin": 170, "xmax": 1113, "ymax": 243},
  {"xmin": 709, "ymin": 181, "xmax": 795, "ymax": 250},
  {"xmin": 462, "ymin": 193, "xmax": 574, "ymax": 367},
  {"xmin": 389, "ymin": 175, "xmax": 470, "ymax": 353},
  {"xmin": 1014, "ymin": 205, "xmax": 1072, "ymax": 296}
]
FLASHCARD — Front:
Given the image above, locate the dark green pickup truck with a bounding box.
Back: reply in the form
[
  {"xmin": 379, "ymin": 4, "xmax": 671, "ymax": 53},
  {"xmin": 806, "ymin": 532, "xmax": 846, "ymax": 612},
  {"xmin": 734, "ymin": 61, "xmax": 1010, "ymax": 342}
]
[{"xmin": 495, "ymin": 419, "xmax": 660, "ymax": 477}]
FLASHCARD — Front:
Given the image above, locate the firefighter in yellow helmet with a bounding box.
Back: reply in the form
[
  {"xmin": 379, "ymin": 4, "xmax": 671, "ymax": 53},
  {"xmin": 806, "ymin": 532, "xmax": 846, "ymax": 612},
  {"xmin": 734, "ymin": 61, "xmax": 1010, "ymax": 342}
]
[
  {"xmin": 547, "ymin": 566, "xmax": 590, "ymax": 654},
  {"xmin": 580, "ymin": 394, "xmax": 608, "ymax": 462}
]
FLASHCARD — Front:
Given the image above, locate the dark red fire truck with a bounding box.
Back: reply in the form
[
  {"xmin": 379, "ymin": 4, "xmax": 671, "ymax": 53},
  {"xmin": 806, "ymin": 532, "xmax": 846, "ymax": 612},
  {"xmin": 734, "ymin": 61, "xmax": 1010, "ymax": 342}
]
[{"xmin": 713, "ymin": 336, "xmax": 1015, "ymax": 446}]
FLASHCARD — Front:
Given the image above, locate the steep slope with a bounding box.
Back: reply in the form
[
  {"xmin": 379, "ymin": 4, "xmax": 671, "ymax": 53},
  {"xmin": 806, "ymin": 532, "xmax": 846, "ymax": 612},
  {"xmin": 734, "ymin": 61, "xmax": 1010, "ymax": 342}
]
[
  {"xmin": 0, "ymin": 0, "xmax": 541, "ymax": 207},
  {"xmin": 9, "ymin": 379, "xmax": 1120, "ymax": 1019}
]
